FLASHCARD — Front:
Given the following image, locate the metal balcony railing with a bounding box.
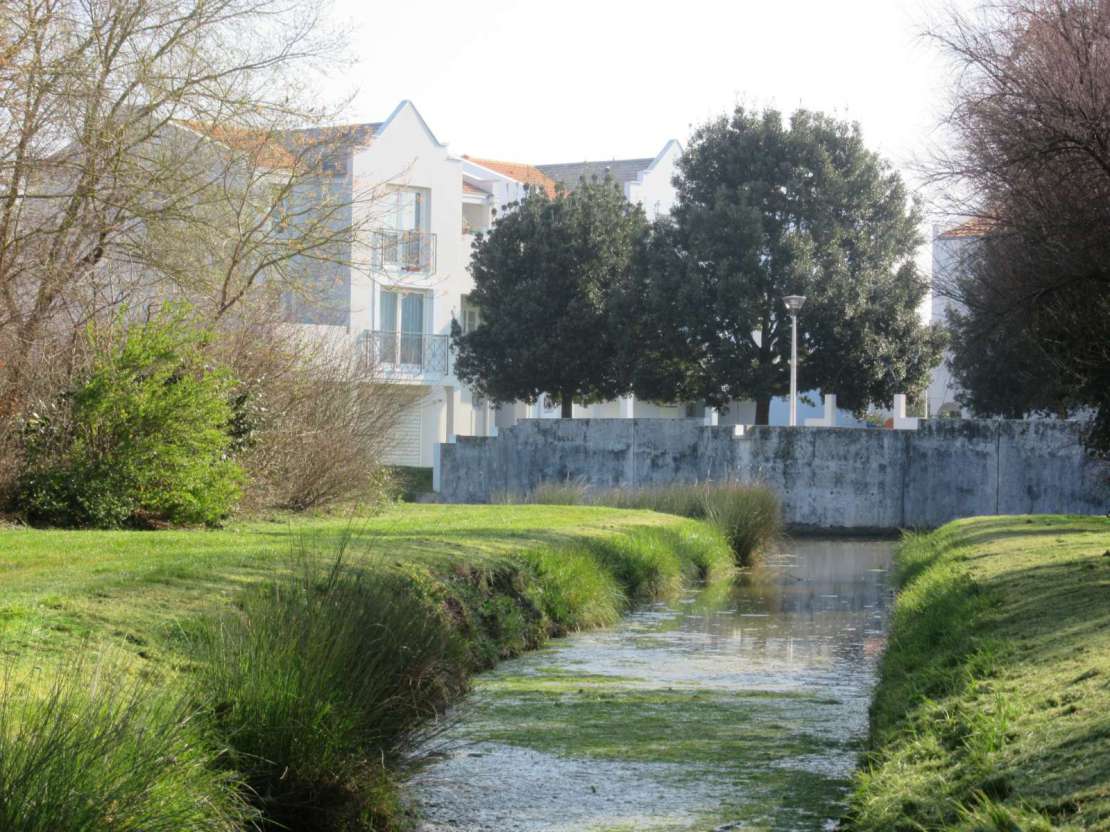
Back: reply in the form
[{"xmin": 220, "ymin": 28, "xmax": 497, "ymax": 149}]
[
  {"xmin": 364, "ymin": 331, "xmax": 449, "ymax": 375},
  {"xmin": 371, "ymin": 229, "xmax": 436, "ymax": 274}
]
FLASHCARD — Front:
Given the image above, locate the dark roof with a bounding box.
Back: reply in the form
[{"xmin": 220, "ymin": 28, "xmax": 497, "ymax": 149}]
[{"xmin": 536, "ymin": 157, "xmax": 655, "ymax": 187}]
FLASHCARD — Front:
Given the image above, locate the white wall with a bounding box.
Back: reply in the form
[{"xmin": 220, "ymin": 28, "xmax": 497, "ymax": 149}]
[
  {"xmin": 626, "ymin": 140, "xmax": 682, "ymax": 221},
  {"xmin": 926, "ymin": 230, "xmax": 974, "ymax": 416}
]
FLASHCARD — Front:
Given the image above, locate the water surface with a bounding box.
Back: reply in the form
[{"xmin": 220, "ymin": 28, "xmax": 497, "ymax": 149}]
[{"xmin": 413, "ymin": 539, "xmax": 893, "ymax": 831}]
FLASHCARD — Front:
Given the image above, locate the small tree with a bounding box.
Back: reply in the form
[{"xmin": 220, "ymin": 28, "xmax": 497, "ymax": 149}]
[
  {"xmin": 16, "ymin": 305, "xmax": 243, "ymax": 528},
  {"xmin": 452, "ymin": 180, "xmax": 647, "ymax": 418},
  {"xmin": 628, "ymin": 108, "xmax": 944, "ymax": 423}
]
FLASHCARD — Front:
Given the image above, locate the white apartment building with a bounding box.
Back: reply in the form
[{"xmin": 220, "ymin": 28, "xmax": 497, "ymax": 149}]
[
  {"xmin": 925, "ymin": 221, "xmax": 986, "ymax": 418},
  {"xmin": 293, "ymin": 100, "xmax": 922, "ymax": 468},
  {"xmin": 288, "ymin": 100, "xmax": 688, "ymax": 466}
]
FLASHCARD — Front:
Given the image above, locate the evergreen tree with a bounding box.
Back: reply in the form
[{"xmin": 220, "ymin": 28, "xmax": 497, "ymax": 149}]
[
  {"xmin": 627, "ymin": 108, "xmax": 944, "ymax": 423},
  {"xmin": 453, "ymin": 180, "xmax": 647, "ymax": 418}
]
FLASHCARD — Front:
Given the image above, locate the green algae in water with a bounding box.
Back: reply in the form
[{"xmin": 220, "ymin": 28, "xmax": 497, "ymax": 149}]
[{"xmin": 412, "ymin": 539, "xmax": 894, "ymax": 832}]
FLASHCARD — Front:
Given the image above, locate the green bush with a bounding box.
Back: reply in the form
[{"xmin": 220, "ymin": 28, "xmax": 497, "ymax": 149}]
[
  {"xmin": 192, "ymin": 548, "xmax": 464, "ymax": 830},
  {"xmin": 15, "ymin": 305, "xmax": 243, "ymax": 528},
  {"xmin": 0, "ymin": 661, "xmax": 253, "ymax": 832}
]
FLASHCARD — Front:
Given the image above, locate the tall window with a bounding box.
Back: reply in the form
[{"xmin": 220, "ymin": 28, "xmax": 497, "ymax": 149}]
[
  {"xmin": 461, "ymin": 294, "xmax": 481, "ymax": 334},
  {"xmin": 380, "ymin": 289, "xmax": 426, "ymax": 365},
  {"xmin": 374, "ymin": 188, "xmax": 431, "ymax": 271}
]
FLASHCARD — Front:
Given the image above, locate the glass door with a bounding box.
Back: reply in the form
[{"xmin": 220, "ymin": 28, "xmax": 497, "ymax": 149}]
[{"xmin": 399, "ymin": 292, "xmax": 424, "ymax": 366}]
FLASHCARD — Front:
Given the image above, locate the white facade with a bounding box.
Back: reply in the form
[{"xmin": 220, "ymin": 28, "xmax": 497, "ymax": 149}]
[
  {"xmin": 626, "ymin": 140, "xmax": 683, "ymax": 221},
  {"xmin": 925, "ymin": 226, "xmax": 976, "ymax": 417}
]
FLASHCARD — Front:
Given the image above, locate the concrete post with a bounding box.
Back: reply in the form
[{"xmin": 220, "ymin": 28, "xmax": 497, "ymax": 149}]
[{"xmin": 619, "ymin": 395, "xmax": 635, "ymax": 418}]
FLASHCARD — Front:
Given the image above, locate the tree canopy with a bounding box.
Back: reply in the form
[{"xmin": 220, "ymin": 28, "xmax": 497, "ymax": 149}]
[
  {"xmin": 452, "ymin": 180, "xmax": 646, "ymax": 418},
  {"xmin": 625, "ymin": 108, "xmax": 944, "ymax": 423}
]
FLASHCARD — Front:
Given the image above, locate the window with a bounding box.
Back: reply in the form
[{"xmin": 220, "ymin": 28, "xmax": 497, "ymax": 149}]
[
  {"xmin": 322, "ymin": 153, "xmax": 347, "ymax": 176},
  {"xmin": 461, "ymin": 295, "xmax": 481, "ymax": 334},
  {"xmin": 380, "ymin": 289, "xmax": 427, "ymax": 365},
  {"xmin": 374, "ymin": 188, "xmax": 432, "ymax": 271}
]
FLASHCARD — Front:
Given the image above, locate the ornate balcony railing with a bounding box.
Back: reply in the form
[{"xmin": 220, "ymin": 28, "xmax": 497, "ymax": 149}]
[
  {"xmin": 363, "ymin": 330, "xmax": 449, "ymax": 375},
  {"xmin": 371, "ymin": 228, "xmax": 436, "ymax": 274}
]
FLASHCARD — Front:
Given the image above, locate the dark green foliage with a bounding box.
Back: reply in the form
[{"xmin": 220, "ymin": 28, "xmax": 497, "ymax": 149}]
[
  {"xmin": 625, "ymin": 108, "xmax": 944, "ymax": 422},
  {"xmin": 15, "ymin": 305, "xmax": 243, "ymax": 528},
  {"xmin": 453, "ymin": 179, "xmax": 648, "ymax": 418},
  {"xmin": 0, "ymin": 660, "xmax": 253, "ymax": 832}
]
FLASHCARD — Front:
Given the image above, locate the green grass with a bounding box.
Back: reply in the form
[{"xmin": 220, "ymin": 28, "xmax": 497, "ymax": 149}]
[
  {"xmin": 849, "ymin": 515, "xmax": 1110, "ymax": 832},
  {"xmin": 0, "ymin": 503, "xmax": 735, "ymax": 830},
  {"xmin": 0, "ymin": 656, "xmax": 254, "ymax": 832},
  {"xmin": 522, "ymin": 482, "xmax": 782, "ymax": 566}
]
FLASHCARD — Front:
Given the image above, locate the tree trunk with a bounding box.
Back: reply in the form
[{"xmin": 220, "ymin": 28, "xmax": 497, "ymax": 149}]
[
  {"xmin": 561, "ymin": 392, "xmax": 573, "ymax": 419},
  {"xmin": 755, "ymin": 397, "xmax": 771, "ymax": 425}
]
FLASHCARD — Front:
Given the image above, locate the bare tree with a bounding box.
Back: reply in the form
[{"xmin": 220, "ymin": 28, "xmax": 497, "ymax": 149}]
[
  {"xmin": 929, "ymin": 0, "xmax": 1110, "ymax": 453},
  {"xmin": 0, "ymin": 0, "xmax": 385, "ymax": 418}
]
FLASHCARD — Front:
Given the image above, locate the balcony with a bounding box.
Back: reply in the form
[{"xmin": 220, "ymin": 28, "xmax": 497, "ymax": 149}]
[
  {"xmin": 363, "ymin": 330, "xmax": 449, "ymax": 376},
  {"xmin": 371, "ymin": 229, "xmax": 436, "ymax": 274}
]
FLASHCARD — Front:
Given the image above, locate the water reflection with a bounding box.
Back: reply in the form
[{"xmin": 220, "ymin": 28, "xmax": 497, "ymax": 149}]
[{"xmin": 413, "ymin": 538, "xmax": 893, "ymax": 832}]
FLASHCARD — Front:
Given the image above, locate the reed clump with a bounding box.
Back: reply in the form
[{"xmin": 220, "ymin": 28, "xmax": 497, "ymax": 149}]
[{"xmin": 0, "ymin": 660, "xmax": 254, "ymax": 832}]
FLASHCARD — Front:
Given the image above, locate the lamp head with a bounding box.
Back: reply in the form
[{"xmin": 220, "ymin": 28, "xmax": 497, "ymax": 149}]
[{"xmin": 783, "ymin": 295, "xmax": 806, "ymax": 314}]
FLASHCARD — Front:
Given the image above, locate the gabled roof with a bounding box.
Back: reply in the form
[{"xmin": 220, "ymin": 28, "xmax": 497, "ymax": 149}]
[
  {"xmin": 463, "ymin": 180, "xmax": 490, "ymax": 196},
  {"xmin": 536, "ymin": 157, "xmax": 655, "ymax": 187},
  {"xmin": 463, "ymin": 156, "xmax": 559, "ymax": 198}
]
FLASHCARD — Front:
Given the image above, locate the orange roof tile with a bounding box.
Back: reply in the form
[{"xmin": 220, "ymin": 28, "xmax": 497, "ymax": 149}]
[
  {"xmin": 178, "ymin": 121, "xmax": 297, "ymax": 169},
  {"xmin": 939, "ymin": 217, "xmax": 997, "ymax": 239},
  {"xmin": 463, "ymin": 180, "xmax": 489, "ymax": 196},
  {"xmin": 464, "ymin": 156, "xmax": 559, "ymax": 198}
]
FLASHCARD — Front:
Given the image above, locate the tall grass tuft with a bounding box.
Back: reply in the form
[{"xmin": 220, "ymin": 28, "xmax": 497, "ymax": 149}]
[
  {"xmin": 587, "ymin": 528, "xmax": 687, "ymax": 602},
  {"xmin": 192, "ymin": 545, "xmax": 464, "ymax": 830},
  {"xmin": 520, "ymin": 545, "xmax": 624, "ymax": 632},
  {"xmin": 0, "ymin": 659, "xmax": 252, "ymax": 832},
  {"xmin": 524, "ymin": 482, "xmax": 781, "ymax": 567},
  {"xmin": 700, "ymin": 484, "xmax": 782, "ymax": 567}
]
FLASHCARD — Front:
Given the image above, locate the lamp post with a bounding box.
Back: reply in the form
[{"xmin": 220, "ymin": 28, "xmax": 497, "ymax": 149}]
[{"xmin": 783, "ymin": 295, "xmax": 806, "ymax": 427}]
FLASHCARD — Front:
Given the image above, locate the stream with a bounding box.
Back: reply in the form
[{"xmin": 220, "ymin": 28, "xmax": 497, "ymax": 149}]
[{"xmin": 412, "ymin": 538, "xmax": 894, "ymax": 832}]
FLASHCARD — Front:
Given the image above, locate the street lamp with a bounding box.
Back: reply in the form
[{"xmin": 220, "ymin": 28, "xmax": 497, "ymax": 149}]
[{"xmin": 783, "ymin": 295, "xmax": 806, "ymax": 427}]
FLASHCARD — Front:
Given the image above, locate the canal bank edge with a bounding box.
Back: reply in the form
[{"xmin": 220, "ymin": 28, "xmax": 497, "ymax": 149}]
[
  {"xmin": 0, "ymin": 505, "xmax": 738, "ymax": 831},
  {"xmin": 848, "ymin": 514, "xmax": 1110, "ymax": 831}
]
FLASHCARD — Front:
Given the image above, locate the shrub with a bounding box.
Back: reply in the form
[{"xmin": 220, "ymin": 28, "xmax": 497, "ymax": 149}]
[
  {"xmin": 223, "ymin": 323, "xmax": 418, "ymax": 512},
  {"xmin": 0, "ymin": 660, "xmax": 252, "ymax": 832},
  {"xmin": 14, "ymin": 305, "xmax": 242, "ymax": 528},
  {"xmin": 192, "ymin": 547, "xmax": 464, "ymax": 830}
]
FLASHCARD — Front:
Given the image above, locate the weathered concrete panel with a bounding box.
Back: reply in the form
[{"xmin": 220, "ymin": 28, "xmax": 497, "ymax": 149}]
[
  {"xmin": 903, "ymin": 420, "xmax": 1000, "ymax": 528},
  {"xmin": 436, "ymin": 418, "xmax": 1110, "ymax": 530},
  {"xmin": 735, "ymin": 427, "xmax": 909, "ymax": 532}
]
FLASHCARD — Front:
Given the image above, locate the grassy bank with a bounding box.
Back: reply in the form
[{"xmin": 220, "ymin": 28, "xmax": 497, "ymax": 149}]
[
  {"xmin": 518, "ymin": 482, "xmax": 782, "ymax": 566},
  {"xmin": 849, "ymin": 516, "xmax": 1110, "ymax": 831},
  {"xmin": 0, "ymin": 504, "xmax": 735, "ymax": 830}
]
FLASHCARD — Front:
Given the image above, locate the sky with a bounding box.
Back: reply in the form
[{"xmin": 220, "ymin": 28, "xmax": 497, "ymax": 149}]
[{"xmin": 323, "ymin": 0, "xmax": 977, "ymax": 223}]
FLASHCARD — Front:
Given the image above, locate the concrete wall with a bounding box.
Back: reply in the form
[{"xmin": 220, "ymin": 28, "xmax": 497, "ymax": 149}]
[{"xmin": 437, "ymin": 418, "xmax": 1109, "ymax": 531}]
